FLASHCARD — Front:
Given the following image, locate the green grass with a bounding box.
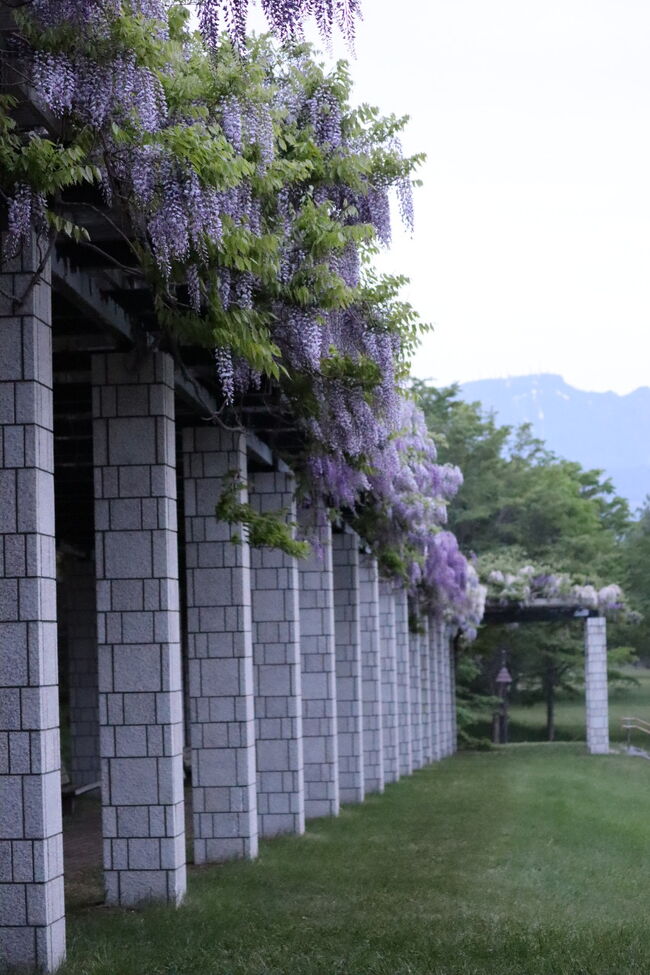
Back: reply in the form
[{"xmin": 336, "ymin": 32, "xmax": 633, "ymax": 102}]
[
  {"xmin": 472, "ymin": 667, "xmax": 650, "ymax": 745},
  {"xmin": 60, "ymin": 745, "xmax": 650, "ymax": 975}
]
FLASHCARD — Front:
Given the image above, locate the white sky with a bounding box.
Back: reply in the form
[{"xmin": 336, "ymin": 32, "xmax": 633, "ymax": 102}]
[
  {"xmin": 317, "ymin": 0, "xmax": 650, "ymax": 394},
  {"xmin": 203, "ymin": 1, "xmax": 650, "ymax": 394}
]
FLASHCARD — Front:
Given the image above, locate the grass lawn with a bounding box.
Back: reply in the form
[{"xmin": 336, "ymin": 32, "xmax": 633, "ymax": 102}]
[
  {"xmin": 60, "ymin": 744, "xmax": 650, "ymax": 975},
  {"xmin": 472, "ymin": 666, "xmax": 650, "ymax": 746}
]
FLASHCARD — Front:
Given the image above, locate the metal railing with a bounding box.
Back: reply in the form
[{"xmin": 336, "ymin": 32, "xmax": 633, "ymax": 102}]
[{"xmin": 621, "ymin": 716, "xmax": 650, "ymax": 748}]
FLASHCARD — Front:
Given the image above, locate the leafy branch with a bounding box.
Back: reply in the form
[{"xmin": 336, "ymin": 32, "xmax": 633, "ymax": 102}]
[{"xmin": 215, "ymin": 471, "xmax": 310, "ymax": 559}]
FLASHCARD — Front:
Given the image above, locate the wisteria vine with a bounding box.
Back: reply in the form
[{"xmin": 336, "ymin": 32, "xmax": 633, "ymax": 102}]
[
  {"xmin": 481, "ymin": 557, "xmax": 636, "ymax": 622},
  {"xmin": 0, "ymin": 0, "xmax": 481, "ymax": 635}
]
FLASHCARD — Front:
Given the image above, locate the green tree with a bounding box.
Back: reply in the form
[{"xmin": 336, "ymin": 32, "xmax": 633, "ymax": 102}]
[
  {"xmin": 414, "ymin": 382, "xmax": 633, "ymax": 741},
  {"xmin": 619, "ymin": 498, "xmax": 650, "ymax": 662}
]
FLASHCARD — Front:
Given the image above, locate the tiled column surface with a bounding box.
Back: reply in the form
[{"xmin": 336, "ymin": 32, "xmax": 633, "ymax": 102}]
[
  {"xmin": 61, "ymin": 558, "xmax": 100, "ymax": 786},
  {"xmin": 332, "ymin": 531, "xmax": 364, "ymax": 804},
  {"xmin": 359, "ymin": 555, "xmax": 384, "ymax": 794},
  {"xmin": 250, "ymin": 471, "xmax": 304, "ymax": 837},
  {"xmin": 379, "ymin": 581, "xmax": 399, "ymax": 785},
  {"xmin": 440, "ymin": 623, "xmax": 452, "ymax": 758},
  {"xmin": 449, "ymin": 633, "xmax": 458, "ymax": 756},
  {"xmin": 298, "ymin": 510, "xmax": 339, "ymax": 820},
  {"xmin": 394, "ymin": 588, "xmax": 412, "ymax": 777},
  {"xmin": 429, "ymin": 617, "xmax": 443, "ymax": 762},
  {"xmin": 92, "ymin": 351, "xmax": 186, "ymax": 907},
  {"xmin": 0, "ymin": 241, "xmax": 66, "ymax": 973},
  {"xmin": 419, "ymin": 615, "xmax": 432, "ymax": 764},
  {"xmin": 585, "ymin": 616, "xmax": 609, "ymax": 755},
  {"xmin": 442, "ymin": 626, "xmax": 455, "ymax": 758},
  {"xmin": 408, "ymin": 616, "xmax": 423, "ymax": 770},
  {"xmin": 182, "ymin": 427, "xmax": 257, "ymax": 863}
]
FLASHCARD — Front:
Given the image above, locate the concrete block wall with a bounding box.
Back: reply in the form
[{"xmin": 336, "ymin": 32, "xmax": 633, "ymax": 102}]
[
  {"xmin": 250, "ymin": 471, "xmax": 305, "ymax": 837},
  {"xmin": 379, "ymin": 581, "xmax": 399, "ymax": 785},
  {"xmin": 298, "ymin": 511, "xmax": 339, "ymax": 820},
  {"xmin": 182, "ymin": 427, "xmax": 258, "ymax": 863},
  {"xmin": 0, "ymin": 241, "xmax": 66, "ymax": 973},
  {"xmin": 332, "ymin": 531, "xmax": 364, "ymax": 804},
  {"xmin": 359, "ymin": 554, "xmax": 384, "ymax": 794},
  {"xmin": 585, "ymin": 616, "xmax": 609, "ymax": 755},
  {"xmin": 394, "ymin": 588, "xmax": 412, "ymax": 777},
  {"xmin": 61, "ymin": 558, "xmax": 100, "ymax": 787},
  {"xmin": 92, "ymin": 351, "xmax": 186, "ymax": 907}
]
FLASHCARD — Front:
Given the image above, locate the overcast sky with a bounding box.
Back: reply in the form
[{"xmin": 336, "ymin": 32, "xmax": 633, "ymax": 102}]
[
  {"xmin": 207, "ymin": 1, "xmax": 650, "ymax": 394},
  {"xmin": 308, "ymin": 0, "xmax": 650, "ymax": 395}
]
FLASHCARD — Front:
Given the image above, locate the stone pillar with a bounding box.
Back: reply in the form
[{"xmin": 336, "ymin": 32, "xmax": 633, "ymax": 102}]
[
  {"xmin": 585, "ymin": 616, "xmax": 609, "ymax": 755},
  {"xmin": 441, "ymin": 625, "xmax": 455, "ymax": 758},
  {"xmin": 442, "ymin": 624, "xmax": 453, "ymax": 758},
  {"xmin": 0, "ymin": 239, "xmax": 66, "ymax": 972},
  {"xmin": 379, "ymin": 581, "xmax": 399, "ymax": 785},
  {"xmin": 429, "ymin": 617, "xmax": 443, "ymax": 761},
  {"xmin": 182, "ymin": 427, "xmax": 257, "ymax": 863},
  {"xmin": 449, "ymin": 632, "xmax": 458, "ymax": 755},
  {"xmin": 332, "ymin": 530, "xmax": 364, "ymax": 804},
  {"xmin": 408, "ymin": 605, "xmax": 423, "ymax": 770},
  {"xmin": 298, "ymin": 510, "xmax": 339, "ymax": 820},
  {"xmin": 92, "ymin": 351, "xmax": 186, "ymax": 907},
  {"xmin": 394, "ymin": 588, "xmax": 412, "ymax": 777},
  {"xmin": 249, "ymin": 470, "xmax": 304, "ymax": 837},
  {"xmin": 359, "ymin": 554, "xmax": 384, "ymax": 794},
  {"xmin": 62, "ymin": 558, "xmax": 100, "ymax": 787},
  {"xmin": 419, "ymin": 615, "xmax": 432, "ymax": 764}
]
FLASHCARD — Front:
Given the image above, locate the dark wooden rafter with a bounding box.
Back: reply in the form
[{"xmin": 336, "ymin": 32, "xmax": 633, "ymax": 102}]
[
  {"xmin": 483, "ymin": 599, "xmax": 599, "ymax": 625},
  {"xmin": 51, "ymin": 254, "xmax": 282, "ymax": 466}
]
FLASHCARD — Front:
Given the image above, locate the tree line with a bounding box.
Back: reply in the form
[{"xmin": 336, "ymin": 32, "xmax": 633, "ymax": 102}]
[{"xmin": 415, "ymin": 381, "xmax": 646, "ymax": 743}]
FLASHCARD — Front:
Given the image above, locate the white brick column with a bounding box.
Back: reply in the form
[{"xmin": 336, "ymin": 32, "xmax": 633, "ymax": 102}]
[
  {"xmin": 429, "ymin": 617, "xmax": 443, "ymax": 761},
  {"xmin": 394, "ymin": 587, "xmax": 412, "ymax": 777},
  {"xmin": 420, "ymin": 615, "xmax": 433, "ymax": 764},
  {"xmin": 0, "ymin": 240, "xmax": 66, "ymax": 972},
  {"xmin": 332, "ymin": 530, "xmax": 364, "ymax": 804},
  {"xmin": 182, "ymin": 427, "xmax": 257, "ymax": 863},
  {"xmin": 359, "ymin": 555, "xmax": 384, "ymax": 794},
  {"xmin": 408, "ymin": 601, "xmax": 423, "ymax": 770},
  {"xmin": 250, "ymin": 471, "xmax": 304, "ymax": 837},
  {"xmin": 379, "ymin": 581, "xmax": 399, "ymax": 784},
  {"xmin": 92, "ymin": 351, "xmax": 186, "ymax": 907},
  {"xmin": 441, "ymin": 624, "xmax": 455, "ymax": 758},
  {"xmin": 449, "ymin": 632, "xmax": 458, "ymax": 755},
  {"xmin": 585, "ymin": 616, "xmax": 609, "ymax": 755},
  {"xmin": 298, "ymin": 510, "xmax": 339, "ymax": 820},
  {"xmin": 61, "ymin": 558, "xmax": 100, "ymax": 787}
]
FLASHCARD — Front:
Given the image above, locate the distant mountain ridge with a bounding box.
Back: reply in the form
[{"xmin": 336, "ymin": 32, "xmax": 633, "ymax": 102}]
[{"xmin": 458, "ymin": 374, "xmax": 650, "ymax": 514}]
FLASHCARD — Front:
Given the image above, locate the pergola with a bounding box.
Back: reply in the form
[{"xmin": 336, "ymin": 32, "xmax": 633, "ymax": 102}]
[
  {"xmin": 483, "ymin": 599, "xmax": 609, "ymax": 756},
  {"xmin": 0, "ymin": 25, "xmax": 459, "ymax": 972}
]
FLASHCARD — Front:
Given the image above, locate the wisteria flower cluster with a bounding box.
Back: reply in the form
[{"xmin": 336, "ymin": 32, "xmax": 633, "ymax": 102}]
[
  {"xmin": 195, "ymin": 0, "xmax": 361, "ymax": 50},
  {"xmin": 342, "ymin": 397, "xmax": 484, "ymax": 632},
  {"xmin": 484, "ymin": 560, "xmax": 631, "ymax": 620}
]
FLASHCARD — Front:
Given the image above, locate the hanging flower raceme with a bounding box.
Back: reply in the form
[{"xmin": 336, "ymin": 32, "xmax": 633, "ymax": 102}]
[
  {"xmin": 326, "ymin": 396, "xmax": 477, "ymax": 630},
  {"xmin": 195, "ymin": 0, "xmax": 361, "ymax": 50}
]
